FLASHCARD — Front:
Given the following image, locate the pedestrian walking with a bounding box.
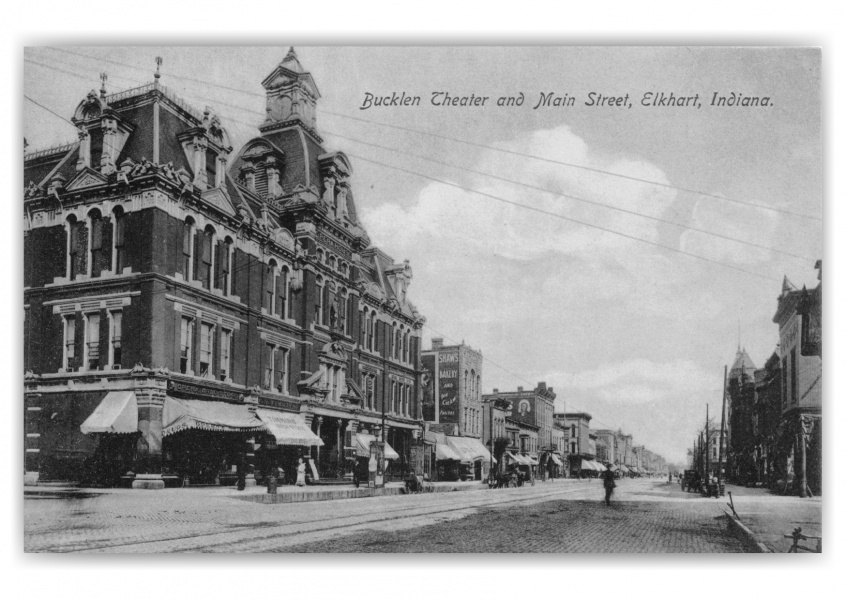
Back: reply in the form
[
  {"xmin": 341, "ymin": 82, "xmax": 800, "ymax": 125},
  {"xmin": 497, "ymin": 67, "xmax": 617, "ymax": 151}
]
[
  {"xmin": 602, "ymin": 467, "xmax": 617, "ymax": 506},
  {"xmin": 296, "ymin": 457, "xmax": 306, "ymax": 487}
]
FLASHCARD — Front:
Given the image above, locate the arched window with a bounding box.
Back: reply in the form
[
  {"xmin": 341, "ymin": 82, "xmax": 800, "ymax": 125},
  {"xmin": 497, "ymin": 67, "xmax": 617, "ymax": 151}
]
[
  {"xmin": 338, "ymin": 288, "xmax": 347, "ymax": 334},
  {"xmin": 370, "ymin": 311, "xmax": 377, "ymax": 351},
  {"xmin": 402, "ymin": 330, "xmax": 409, "ymax": 363},
  {"xmin": 317, "ymin": 248, "xmax": 324, "ymax": 264},
  {"xmin": 464, "ymin": 370, "xmax": 469, "ymax": 396},
  {"xmin": 197, "ymin": 225, "xmax": 215, "ymax": 289},
  {"xmin": 277, "ymin": 266, "xmax": 289, "ymax": 318},
  {"xmin": 328, "ymin": 256, "xmax": 336, "ymax": 271},
  {"xmin": 476, "ymin": 375, "xmax": 481, "ymax": 401},
  {"xmin": 88, "ymin": 209, "xmax": 104, "ymax": 278},
  {"xmin": 67, "ymin": 214, "xmax": 86, "ymax": 281},
  {"xmin": 112, "ymin": 207, "xmax": 126, "ymax": 274},
  {"xmin": 265, "ymin": 259, "xmax": 278, "ymax": 313},
  {"xmin": 315, "ymin": 276, "xmax": 324, "ymax": 325},
  {"xmin": 217, "ymin": 236, "xmax": 233, "ymax": 296},
  {"xmin": 182, "ymin": 218, "xmax": 195, "ymax": 280}
]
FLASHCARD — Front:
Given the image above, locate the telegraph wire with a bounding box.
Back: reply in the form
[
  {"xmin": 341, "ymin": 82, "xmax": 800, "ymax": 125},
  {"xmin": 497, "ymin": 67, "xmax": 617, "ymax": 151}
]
[
  {"xmin": 344, "ymin": 153, "xmax": 782, "ymax": 283},
  {"xmin": 41, "ymin": 46, "xmax": 822, "ymax": 223},
  {"xmin": 24, "ymin": 94, "xmax": 78, "ymax": 128},
  {"xmin": 319, "ymin": 129, "xmax": 814, "ymax": 263},
  {"xmin": 26, "ymin": 53, "xmax": 817, "ymax": 267},
  {"xmin": 22, "ymin": 68, "xmax": 788, "ymax": 284}
]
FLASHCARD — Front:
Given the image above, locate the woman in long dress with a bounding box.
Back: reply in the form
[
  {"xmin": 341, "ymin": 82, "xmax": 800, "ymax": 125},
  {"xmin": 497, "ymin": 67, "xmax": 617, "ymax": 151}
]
[{"xmin": 296, "ymin": 457, "xmax": 306, "ymax": 487}]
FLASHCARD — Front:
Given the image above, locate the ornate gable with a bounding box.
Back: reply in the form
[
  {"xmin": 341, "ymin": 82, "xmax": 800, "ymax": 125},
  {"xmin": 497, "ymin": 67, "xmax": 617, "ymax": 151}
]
[{"xmin": 66, "ymin": 166, "xmax": 108, "ymax": 191}]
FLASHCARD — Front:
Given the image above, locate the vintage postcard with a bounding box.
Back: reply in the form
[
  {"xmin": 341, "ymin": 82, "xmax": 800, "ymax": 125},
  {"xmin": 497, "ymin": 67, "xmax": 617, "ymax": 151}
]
[{"xmin": 23, "ymin": 46, "xmax": 821, "ymax": 553}]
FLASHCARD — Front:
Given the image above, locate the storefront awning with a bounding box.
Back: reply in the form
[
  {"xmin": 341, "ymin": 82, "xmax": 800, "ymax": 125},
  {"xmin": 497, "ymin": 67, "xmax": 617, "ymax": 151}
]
[
  {"xmin": 549, "ymin": 453, "xmax": 564, "ymax": 466},
  {"xmin": 80, "ymin": 391, "xmax": 138, "ymax": 434},
  {"xmin": 580, "ymin": 459, "xmax": 595, "ymax": 470},
  {"xmin": 256, "ymin": 409, "xmax": 323, "ymax": 447},
  {"xmin": 505, "ymin": 451, "xmax": 526, "ymax": 465},
  {"xmin": 446, "ymin": 436, "xmax": 497, "ymax": 464},
  {"xmin": 524, "ymin": 454, "xmax": 539, "ymax": 466},
  {"xmin": 162, "ymin": 397, "xmax": 265, "ymax": 437},
  {"xmin": 355, "ymin": 433, "xmax": 400, "ymax": 460},
  {"xmin": 594, "ymin": 461, "xmax": 607, "ymax": 471},
  {"xmin": 619, "ymin": 464, "xmax": 630, "ymax": 473}
]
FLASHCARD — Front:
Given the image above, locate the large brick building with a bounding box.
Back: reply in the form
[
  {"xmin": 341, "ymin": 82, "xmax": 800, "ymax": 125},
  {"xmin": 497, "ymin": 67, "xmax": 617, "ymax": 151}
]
[{"xmin": 24, "ymin": 49, "xmax": 425, "ymax": 488}]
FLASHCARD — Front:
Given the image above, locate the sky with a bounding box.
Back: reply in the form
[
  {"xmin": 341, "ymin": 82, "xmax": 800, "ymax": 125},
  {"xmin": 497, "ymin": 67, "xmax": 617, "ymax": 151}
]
[{"xmin": 23, "ymin": 46, "xmax": 823, "ymax": 465}]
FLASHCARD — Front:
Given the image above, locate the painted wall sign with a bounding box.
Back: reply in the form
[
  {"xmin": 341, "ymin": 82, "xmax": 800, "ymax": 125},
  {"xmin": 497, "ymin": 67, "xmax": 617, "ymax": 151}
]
[
  {"xmin": 438, "ymin": 352, "xmax": 459, "ymax": 423},
  {"xmin": 167, "ymin": 379, "xmax": 244, "ymax": 403}
]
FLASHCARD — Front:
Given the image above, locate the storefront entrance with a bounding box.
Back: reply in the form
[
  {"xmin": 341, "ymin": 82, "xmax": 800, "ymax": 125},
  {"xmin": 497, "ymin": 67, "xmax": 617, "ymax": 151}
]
[{"xmin": 162, "ymin": 430, "xmax": 247, "ymax": 485}]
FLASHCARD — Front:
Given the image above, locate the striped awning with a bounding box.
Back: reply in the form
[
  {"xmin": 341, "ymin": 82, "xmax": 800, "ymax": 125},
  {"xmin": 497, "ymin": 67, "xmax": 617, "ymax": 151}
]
[
  {"xmin": 256, "ymin": 409, "xmax": 323, "ymax": 447},
  {"xmin": 355, "ymin": 433, "xmax": 400, "ymax": 460},
  {"xmin": 80, "ymin": 391, "xmax": 138, "ymax": 434},
  {"xmin": 163, "ymin": 397, "xmax": 265, "ymax": 437},
  {"xmin": 549, "ymin": 453, "xmax": 564, "ymax": 466},
  {"xmin": 446, "ymin": 436, "xmax": 497, "ymax": 464}
]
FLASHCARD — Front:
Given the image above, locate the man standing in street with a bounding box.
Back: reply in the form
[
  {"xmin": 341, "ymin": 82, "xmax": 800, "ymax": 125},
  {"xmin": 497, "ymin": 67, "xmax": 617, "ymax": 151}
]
[{"xmin": 602, "ymin": 467, "xmax": 617, "ymax": 506}]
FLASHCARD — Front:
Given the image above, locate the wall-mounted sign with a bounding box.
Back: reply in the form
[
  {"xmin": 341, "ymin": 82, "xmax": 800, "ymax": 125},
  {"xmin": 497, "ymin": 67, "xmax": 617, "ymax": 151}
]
[
  {"xmin": 438, "ymin": 352, "xmax": 459, "ymax": 423},
  {"xmin": 167, "ymin": 379, "xmax": 244, "ymax": 403}
]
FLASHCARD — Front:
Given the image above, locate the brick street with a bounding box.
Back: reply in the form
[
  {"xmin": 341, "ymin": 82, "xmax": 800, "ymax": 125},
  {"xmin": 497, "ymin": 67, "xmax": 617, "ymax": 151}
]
[{"xmin": 25, "ymin": 478, "xmax": 749, "ymax": 553}]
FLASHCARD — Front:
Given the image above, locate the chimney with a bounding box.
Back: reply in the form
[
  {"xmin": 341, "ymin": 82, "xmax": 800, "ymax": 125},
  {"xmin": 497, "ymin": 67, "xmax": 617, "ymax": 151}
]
[
  {"xmin": 492, "ymin": 388, "xmax": 498, "ymax": 393},
  {"xmin": 431, "ymin": 338, "xmax": 444, "ymax": 350},
  {"xmin": 517, "ymin": 386, "xmax": 523, "ymax": 392},
  {"xmin": 538, "ymin": 381, "xmax": 546, "ymax": 391}
]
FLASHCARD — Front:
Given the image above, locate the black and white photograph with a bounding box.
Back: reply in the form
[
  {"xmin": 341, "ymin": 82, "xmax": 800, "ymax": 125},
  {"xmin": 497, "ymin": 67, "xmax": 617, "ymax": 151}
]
[{"xmin": 21, "ymin": 43, "xmax": 823, "ymax": 556}]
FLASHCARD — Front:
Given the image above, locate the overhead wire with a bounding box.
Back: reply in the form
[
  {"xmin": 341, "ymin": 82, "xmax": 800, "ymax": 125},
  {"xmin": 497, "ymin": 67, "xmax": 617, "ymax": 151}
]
[{"xmin": 41, "ymin": 46, "xmax": 822, "ymax": 223}]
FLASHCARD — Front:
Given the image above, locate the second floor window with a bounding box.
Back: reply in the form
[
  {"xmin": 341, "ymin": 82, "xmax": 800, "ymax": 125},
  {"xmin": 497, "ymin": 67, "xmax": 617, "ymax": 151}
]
[
  {"xmin": 113, "ymin": 209, "xmax": 126, "ymax": 274},
  {"xmin": 219, "ymin": 328, "xmax": 231, "ymax": 381},
  {"xmin": 180, "ymin": 317, "xmax": 194, "ymax": 374},
  {"xmin": 89, "ymin": 211, "xmax": 106, "ymax": 277},
  {"xmin": 263, "ymin": 345, "xmax": 289, "ymax": 393},
  {"xmin": 198, "ymin": 228, "xmax": 214, "ymax": 289},
  {"xmin": 182, "ymin": 221, "xmax": 194, "ymax": 280},
  {"xmin": 199, "ymin": 322, "xmax": 214, "ymax": 377},
  {"xmin": 68, "ymin": 218, "xmax": 86, "ymax": 281},
  {"xmin": 84, "ymin": 312, "xmax": 100, "ymax": 371},
  {"xmin": 63, "ymin": 316, "xmax": 76, "ymax": 371},
  {"xmin": 109, "ymin": 311, "xmax": 122, "ymax": 368}
]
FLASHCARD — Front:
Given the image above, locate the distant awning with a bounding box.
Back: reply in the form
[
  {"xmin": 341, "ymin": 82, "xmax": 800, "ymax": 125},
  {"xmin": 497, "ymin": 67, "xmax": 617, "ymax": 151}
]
[
  {"xmin": 80, "ymin": 391, "xmax": 138, "ymax": 434},
  {"xmin": 446, "ymin": 436, "xmax": 496, "ymax": 464},
  {"xmin": 524, "ymin": 454, "xmax": 539, "ymax": 466},
  {"xmin": 549, "ymin": 454, "xmax": 564, "ymax": 466},
  {"xmin": 619, "ymin": 465, "xmax": 630, "ymax": 473},
  {"xmin": 594, "ymin": 462, "xmax": 607, "ymax": 471},
  {"xmin": 355, "ymin": 433, "xmax": 400, "ymax": 460},
  {"xmin": 162, "ymin": 397, "xmax": 265, "ymax": 437},
  {"xmin": 256, "ymin": 409, "xmax": 323, "ymax": 447},
  {"xmin": 506, "ymin": 452, "xmax": 526, "ymax": 465}
]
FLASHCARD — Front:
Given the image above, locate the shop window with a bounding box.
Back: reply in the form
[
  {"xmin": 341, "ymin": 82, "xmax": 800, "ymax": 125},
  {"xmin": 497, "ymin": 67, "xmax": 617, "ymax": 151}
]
[
  {"xmin": 199, "ymin": 322, "xmax": 214, "ymax": 377},
  {"xmin": 180, "ymin": 317, "xmax": 194, "ymax": 374},
  {"xmin": 219, "ymin": 328, "xmax": 231, "ymax": 381},
  {"xmin": 63, "ymin": 316, "xmax": 77, "ymax": 371},
  {"xmin": 109, "ymin": 310, "xmax": 122, "ymax": 368},
  {"xmin": 84, "ymin": 312, "xmax": 100, "ymax": 371}
]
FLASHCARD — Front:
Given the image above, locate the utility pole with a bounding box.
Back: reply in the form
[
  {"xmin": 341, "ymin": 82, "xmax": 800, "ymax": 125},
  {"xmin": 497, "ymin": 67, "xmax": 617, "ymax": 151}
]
[
  {"xmin": 718, "ymin": 365, "xmax": 727, "ymax": 491},
  {"xmin": 706, "ymin": 404, "xmax": 710, "ymax": 480}
]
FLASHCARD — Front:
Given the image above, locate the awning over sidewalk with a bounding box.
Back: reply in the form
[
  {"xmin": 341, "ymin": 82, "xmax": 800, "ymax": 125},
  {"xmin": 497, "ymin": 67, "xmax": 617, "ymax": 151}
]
[
  {"xmin": 524, "ymin": 454, "xmax": 539, "ymax": 466},
  {"xmin": 549, "ymin": 454, "xmax": 564, "ymax": 466},
  {"xmin": 80, "ymin": 391, "xmax": 138, "ymax": 434},
  {"xmin": 619, "ymin": 464, "xmax": 630, "ymax": 473},
  {"xmin": 446, "ymin": 436, "xmax": 497, "ymax": 464},
  {"xmin": 256, "ymin": 409, "xmax": 323, "ymax": 447},
  {"xmin": 355, "ymin": 433, "xmax": 400, "ymax": 460},
  {"xmin": 505, "ymin": 451, "xmax": 527, "ymax": 465},
  {"xmin": 162, "ymin": 397, "xmax": 265, "ymax": 437}
]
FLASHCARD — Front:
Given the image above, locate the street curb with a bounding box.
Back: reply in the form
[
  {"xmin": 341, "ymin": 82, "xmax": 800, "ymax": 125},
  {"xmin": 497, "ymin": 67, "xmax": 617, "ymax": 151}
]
[
  {"xmin": 239, "ymin": 482, "xmax": 487, "ymax": 504},
  {"xmin": 722, "ymin": 507, "xmax": 771, "ymax": 553}
]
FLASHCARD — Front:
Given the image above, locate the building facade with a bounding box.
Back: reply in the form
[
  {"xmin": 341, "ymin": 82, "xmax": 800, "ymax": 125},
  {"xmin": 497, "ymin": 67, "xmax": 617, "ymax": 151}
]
[
  {"xmin": 773, "ymin": 267, "xmax": 822, "ymax": 496},
  {"xmin": 484, "ymin": 382, "xmax": 556, "ymax": 472},
  {"xmin": 421, "ymin": 338, "xmax": 483, "ymax": 438},
  {"xmin": 23, "ymin": 49, "xmax": 426, "ymax": 488}
]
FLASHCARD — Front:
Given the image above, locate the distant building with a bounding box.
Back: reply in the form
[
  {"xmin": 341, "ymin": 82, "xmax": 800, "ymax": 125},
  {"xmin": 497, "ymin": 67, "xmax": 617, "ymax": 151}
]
[
  {"xmin": 594, "ymin": 429, "xmax": 618, "ymax": 465},
  {"xmin": 772, "ymin": 265, "xmax": 822, "ymax": 496},
  {"xmin": 557, "ymin": 412, "xmax": 593, "ymax": 476},
  {"xmin": 421, "ymin": 339, "xmax": 483, "ymax": 438},
  {"xmin": 484, "ymin": 382, "xmax": 556, "ymax": 472}
]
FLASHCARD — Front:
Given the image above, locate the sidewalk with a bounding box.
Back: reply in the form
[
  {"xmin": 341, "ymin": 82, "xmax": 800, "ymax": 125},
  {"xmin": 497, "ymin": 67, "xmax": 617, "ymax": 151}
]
[{"xmin": 722, "ymin": 484, "xmax": 822, "ymax": 552}]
